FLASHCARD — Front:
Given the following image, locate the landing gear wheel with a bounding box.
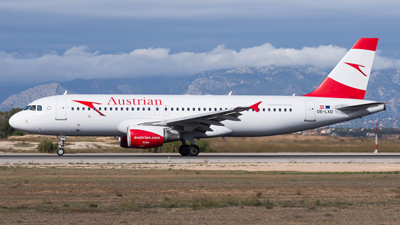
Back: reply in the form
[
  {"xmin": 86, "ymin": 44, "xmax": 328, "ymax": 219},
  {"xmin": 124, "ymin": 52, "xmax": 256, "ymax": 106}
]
[
  {"xmin": 56, "ymin": 148, "xmax": 65, "ymax": 156},
  {"xmin": 179, "ymin": 145, "xmax": 189, "ymax": 156},
  {"xmin": 188, "ymin": 145, "xmax": 200, "ymax": 156}
]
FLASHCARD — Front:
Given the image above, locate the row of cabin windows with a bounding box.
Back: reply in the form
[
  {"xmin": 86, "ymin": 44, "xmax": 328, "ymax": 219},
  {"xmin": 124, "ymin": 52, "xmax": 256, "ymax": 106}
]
[
  {"xmin": 24, "ymin": 105, "xmax": 42, "ymax": 111},
  {"xmin": 71, "ymin": 106, "xmax": 293, "ymax": 112}
]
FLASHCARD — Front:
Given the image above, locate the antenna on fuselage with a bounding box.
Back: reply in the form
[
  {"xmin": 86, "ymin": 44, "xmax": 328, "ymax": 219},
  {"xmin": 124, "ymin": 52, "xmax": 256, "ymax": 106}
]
[
  {"xmin": 228, "ymin": 91, "xmax": 232, "ymax": 96},
  {"xmin": 63, "ymin": 90, "xmax": 68, "ymax": 95}
]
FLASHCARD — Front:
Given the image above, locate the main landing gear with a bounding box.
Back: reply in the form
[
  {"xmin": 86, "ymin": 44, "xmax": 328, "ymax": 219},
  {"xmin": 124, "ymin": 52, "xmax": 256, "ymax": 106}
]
[
  {"xmin": 178, "ymin": 139, "xmax": 200, "ymax": 156},
  {"xmin": 56, "ymin": 135, "xmax": 66, "ymax": 156},
  {"xmin": 179, "ymin": 134, "xmax": 200, "ymax": 156}
]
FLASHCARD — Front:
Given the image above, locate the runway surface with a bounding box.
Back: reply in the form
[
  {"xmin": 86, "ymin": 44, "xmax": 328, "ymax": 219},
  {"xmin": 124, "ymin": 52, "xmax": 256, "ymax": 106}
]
[{"xmin": 1, "ymin": 153, "xmax": 400, "ymax": 164}]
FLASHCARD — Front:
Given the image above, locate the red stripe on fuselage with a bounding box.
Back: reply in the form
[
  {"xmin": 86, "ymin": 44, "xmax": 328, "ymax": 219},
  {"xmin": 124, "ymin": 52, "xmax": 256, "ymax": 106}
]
[
  {"xmin": 351, "ymin": 38, "xmax": 378, "ymax": 51},
  {"xmin": 303, "ymin": 77, "xmax": 366, "ymax": 99}
]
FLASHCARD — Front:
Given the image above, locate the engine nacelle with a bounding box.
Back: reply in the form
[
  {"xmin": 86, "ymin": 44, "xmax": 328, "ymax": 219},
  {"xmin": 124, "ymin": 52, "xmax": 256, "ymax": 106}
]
[{"xmin": 119, "ymin": 126, "xmax": 180, "ymax": 148}]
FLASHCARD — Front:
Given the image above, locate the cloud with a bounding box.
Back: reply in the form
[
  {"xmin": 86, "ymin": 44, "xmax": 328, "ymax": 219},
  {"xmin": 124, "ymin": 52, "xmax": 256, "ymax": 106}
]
[{"xmin": 1, "ymin": 42, "xmax": 399, "ymax": 86}]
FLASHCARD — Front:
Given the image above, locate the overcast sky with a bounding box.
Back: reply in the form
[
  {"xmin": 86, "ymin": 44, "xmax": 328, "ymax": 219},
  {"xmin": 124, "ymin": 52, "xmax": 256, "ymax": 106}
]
[{"xmin": 0, "ymin": 0, "xmax": 399, "ymax": 86}]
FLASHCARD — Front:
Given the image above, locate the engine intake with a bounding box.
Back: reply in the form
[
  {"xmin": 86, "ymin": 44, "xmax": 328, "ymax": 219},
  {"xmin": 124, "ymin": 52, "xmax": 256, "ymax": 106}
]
[{"xmin": 119, "ymin": 126, "xmax": 180, "ymax": 148}]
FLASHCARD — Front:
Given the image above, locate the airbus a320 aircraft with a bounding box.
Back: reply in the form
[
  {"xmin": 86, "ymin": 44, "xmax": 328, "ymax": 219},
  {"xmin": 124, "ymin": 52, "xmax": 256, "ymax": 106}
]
[{"xmin": 9, "ymin": 38, "xmax": 386, "ymax": 156}]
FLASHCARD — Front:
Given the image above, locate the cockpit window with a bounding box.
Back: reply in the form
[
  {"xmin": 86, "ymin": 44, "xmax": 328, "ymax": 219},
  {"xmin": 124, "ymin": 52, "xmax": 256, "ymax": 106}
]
[
  {"xmin": 29, "ymin": 105, "xmax": 36, "ymax": 111},
  {"xmin": 24, "ymin": 105, "xmax": 31, "ymax": 110},
  {"xmin": 37, "ymin": 105, "xmax": 42, "ymax": 111}
]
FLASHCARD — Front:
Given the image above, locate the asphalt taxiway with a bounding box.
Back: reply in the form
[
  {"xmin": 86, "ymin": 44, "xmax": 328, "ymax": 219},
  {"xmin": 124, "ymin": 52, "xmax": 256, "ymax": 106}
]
[{"xmin": 1, "ymin": 153, "xmax": 400, "ymax": 164}]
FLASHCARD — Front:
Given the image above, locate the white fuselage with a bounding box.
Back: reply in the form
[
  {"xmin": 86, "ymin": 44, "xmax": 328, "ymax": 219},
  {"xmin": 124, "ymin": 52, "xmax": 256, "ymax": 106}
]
[{"xmin": 10, "ymin": 94, "xmax": 385, "ymax": 138}]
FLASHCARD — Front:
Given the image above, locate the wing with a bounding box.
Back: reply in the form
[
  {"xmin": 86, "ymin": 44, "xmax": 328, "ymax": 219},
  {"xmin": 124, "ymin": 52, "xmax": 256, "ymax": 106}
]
[{"xmin": 140, "ymin": 101, "xmax": 262, "ymax": 133}]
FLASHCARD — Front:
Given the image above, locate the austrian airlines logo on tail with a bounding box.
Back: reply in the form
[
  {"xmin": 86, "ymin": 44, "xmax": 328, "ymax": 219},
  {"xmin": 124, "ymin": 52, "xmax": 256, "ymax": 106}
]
[{"xmin": 344, "ymin": 62, "xmax": 367, "ymax": 77}]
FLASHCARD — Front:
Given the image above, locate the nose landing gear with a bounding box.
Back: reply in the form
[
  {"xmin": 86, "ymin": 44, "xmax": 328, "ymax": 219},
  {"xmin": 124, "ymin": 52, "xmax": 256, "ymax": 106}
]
[
  {"xmin": 56, "ymin": 148, "xmax": 65, "ymax": 156},
  {"xmin": 56, "ymin": 136, "xmax": 66, "ymax": 156}
]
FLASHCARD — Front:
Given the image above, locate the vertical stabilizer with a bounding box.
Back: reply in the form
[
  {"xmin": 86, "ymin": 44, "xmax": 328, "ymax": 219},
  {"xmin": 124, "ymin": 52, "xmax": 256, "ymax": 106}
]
[{"xmin": 304, "ymin": 38, "xmax": 378, "ymax": 99}]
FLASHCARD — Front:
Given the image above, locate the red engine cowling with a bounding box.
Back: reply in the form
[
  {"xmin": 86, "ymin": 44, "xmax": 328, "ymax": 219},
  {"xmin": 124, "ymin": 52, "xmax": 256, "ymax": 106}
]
[{"xmin": 119, "ymin": 126, "xmax": 180, "ymax": 148}]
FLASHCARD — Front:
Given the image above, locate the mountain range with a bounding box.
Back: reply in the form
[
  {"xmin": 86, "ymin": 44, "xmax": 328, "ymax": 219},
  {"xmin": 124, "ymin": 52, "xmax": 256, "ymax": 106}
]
[{"xmin": 1, "ymin": 65, "xmax": 399, "ymax": 119}]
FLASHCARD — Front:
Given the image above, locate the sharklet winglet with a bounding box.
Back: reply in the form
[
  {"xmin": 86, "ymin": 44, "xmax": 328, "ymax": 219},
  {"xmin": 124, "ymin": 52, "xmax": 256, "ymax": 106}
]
[{"xmin": 249, "ymin": 101, "xmax": 262, "ymax": 112}]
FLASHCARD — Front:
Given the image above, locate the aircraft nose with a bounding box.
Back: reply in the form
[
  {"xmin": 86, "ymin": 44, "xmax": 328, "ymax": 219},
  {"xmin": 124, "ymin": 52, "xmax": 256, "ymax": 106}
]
[{"xmin": 9, "ymin": 113, "xmax": 21, "ymax": 129}]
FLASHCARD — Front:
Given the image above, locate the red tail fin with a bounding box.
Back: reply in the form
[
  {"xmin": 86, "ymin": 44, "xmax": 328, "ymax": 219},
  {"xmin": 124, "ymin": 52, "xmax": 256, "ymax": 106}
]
[{"xmin": 304, "ymin": 38, "xmax": 378, "ymax": 99}]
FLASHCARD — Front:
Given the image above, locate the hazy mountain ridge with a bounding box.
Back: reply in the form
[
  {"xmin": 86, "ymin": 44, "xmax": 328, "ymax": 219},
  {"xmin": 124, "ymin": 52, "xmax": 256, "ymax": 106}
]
[
  {"xmin": 0, "ymin": 83, "xmax": 68, "ymax": 110},
  {"xmin": 1, "ymin": 65, "xmax": 399, "ymax": 119},
  {"xmin": 184, "ymin": 65, "xmax": 327, "ymax": 95}
]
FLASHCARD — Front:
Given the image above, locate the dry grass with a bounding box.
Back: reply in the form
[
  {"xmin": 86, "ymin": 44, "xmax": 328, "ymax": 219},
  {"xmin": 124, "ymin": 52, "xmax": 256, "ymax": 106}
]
[
  {"xmin": 0, "ymin": 167, "xmax": 400, "ymax": 224},
  {"xmin": 208, "ymin": 135, "xmax": 400, "ymax": 152},
  {"xmin": 6, "ymin": 135, "xmax": 116, "ymax": 143},
  {"xmin": 2, "ymin": 134, "xmax": 400, "ymax": 153}
]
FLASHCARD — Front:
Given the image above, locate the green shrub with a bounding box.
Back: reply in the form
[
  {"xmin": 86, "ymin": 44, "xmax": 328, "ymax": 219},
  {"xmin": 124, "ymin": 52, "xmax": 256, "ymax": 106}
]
[
  {"xmin": 13, "ymin": 130, "xmax": 24, "ymax": 136},
  {"xmin": 37, "ymin": 140, "xmax": 58, "ymax": 153},
  {"xmin": 196, "ymin": 140, "xmax": 214, "ymax": 152},
  {"xmin": 0, "ymin": 108, "xmax": 22, "ymax": 139}
]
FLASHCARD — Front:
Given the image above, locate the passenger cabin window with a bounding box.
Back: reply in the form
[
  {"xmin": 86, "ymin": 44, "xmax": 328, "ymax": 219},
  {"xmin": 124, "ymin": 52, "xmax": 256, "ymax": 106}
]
[
  {"xmin": 82, "ymin": 107, "xmax": 85, "ymax": 111},
  {"xmin": 72, "ymin": 107, "xmax": 74, "ymax": 111},
  {"xmin": 24, "ymin": 105, "xmax": 31, "ymax": 110},
  {"xmin": 77, "ymin": 107, "xmax": 80, "ymax": 111}
]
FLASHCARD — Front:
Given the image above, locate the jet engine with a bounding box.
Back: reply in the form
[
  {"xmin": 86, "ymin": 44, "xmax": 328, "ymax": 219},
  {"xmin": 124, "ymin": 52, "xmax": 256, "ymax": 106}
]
[{"xmin": 119, "ymin": 126, "xmax": 180, "ymax": 148}]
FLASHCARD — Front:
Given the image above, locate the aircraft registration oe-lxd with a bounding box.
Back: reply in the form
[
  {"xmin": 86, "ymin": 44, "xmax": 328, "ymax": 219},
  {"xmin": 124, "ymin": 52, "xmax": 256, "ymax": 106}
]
[{"xmin": 9, "ymin": 38, "xmax": 386, "ymax": 157}]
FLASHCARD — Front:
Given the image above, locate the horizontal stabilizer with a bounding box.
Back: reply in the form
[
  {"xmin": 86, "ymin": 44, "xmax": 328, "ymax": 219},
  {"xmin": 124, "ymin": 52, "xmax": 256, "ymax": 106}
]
[{"xmin": 336, "ymin": 102, "xmax": 388, "ymax": 111}]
